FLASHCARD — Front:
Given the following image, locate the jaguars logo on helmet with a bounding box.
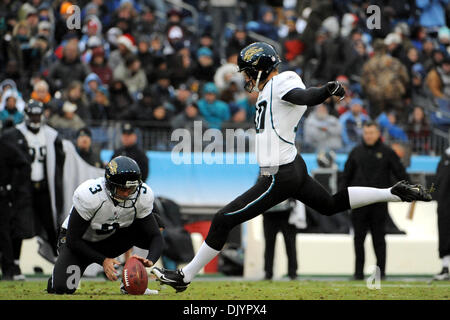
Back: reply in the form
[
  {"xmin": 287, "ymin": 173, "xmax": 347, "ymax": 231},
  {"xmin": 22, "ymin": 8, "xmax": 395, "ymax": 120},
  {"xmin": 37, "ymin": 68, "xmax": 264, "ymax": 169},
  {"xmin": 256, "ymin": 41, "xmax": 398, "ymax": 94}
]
[
  {"xmin": 238, "ymin": 42, "xmax": 281, "ymax": 92},
  {"xmin": 105, "ymin": 156, "xmax": 142, "ymax": 208}
]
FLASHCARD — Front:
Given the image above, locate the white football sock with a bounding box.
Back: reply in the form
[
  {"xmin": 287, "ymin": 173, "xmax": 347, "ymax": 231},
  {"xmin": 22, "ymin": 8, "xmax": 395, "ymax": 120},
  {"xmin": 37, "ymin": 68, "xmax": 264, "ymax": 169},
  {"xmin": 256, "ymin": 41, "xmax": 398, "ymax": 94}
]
[
  {"xmin": 348, "ymin": 187, "xmax": 401, "ymax": 209},
  {"xmin": 443, "ymin": 255, "xmax": 450, "ymax": 268},
  {"xmin": 181, "ymin": 242, "xmax": 220, "ymax": 283}
]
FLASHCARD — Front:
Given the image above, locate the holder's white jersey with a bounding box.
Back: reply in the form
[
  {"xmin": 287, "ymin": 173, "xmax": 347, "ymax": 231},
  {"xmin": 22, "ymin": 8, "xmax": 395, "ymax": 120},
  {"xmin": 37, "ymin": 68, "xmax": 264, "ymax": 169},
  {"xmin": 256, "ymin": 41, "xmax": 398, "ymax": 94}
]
[
  {"xmin": 255, "ymin": 71, "xmax": 307, "ymax": 167},
  {"xmin": 62, "ymin": 177, "xmax": 154, "ymax": 242}
]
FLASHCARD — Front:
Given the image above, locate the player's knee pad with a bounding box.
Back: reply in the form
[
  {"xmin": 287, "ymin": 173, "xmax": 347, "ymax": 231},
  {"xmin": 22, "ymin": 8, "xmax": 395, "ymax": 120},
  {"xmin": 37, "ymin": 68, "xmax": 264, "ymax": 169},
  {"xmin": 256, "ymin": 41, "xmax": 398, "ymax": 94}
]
[{"xmin": 47, "ymin": 277, "xmax": 77, "ymax": 295}]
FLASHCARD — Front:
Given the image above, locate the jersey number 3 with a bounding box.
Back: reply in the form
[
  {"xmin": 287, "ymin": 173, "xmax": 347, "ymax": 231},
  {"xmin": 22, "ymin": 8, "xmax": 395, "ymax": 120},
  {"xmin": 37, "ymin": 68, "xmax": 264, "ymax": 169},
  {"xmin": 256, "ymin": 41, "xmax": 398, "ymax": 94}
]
[
  {"xmin": 255, "ymin": 101, "xmax": 267, "ymax": 133},
  {"xmin": 89, "ymin": 184, "xmax": 102, "ymax": 195}
]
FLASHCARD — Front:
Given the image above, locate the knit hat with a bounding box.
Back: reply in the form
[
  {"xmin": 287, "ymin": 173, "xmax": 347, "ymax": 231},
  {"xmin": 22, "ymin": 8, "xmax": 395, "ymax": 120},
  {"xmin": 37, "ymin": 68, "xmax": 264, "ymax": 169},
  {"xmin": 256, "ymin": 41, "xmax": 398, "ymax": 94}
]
[
  {"xmin": 350, "ymin": 98, "xmax": 363, "ymax": 107},
  {"xmin": 117, "ymin": 34, "xmax": 136, "ymax": 52},
  {"xmin": 203, "ymin": 82, "xmax": 218, "ymax": 95}
]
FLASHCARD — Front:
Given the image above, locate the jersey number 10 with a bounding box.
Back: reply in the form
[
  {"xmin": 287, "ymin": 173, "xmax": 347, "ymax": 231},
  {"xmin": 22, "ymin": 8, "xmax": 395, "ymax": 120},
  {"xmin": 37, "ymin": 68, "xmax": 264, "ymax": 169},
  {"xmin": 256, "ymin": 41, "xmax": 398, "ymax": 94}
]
[{"xmin": 255, "ymin": 101, "xmax": 267, "ymax": 133}]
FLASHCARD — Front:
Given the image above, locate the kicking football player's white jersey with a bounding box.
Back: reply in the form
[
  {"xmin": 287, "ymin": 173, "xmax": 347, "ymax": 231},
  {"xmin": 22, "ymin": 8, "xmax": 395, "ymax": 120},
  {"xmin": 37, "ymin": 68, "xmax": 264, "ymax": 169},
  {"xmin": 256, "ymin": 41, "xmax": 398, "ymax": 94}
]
[
  {"xmin": 61, "ymin": 177, "xmax": 154, "ymax": 242},
  {"xmin": 255, "ymin": 71, "xmax": 307, "ymax": 167},
  {"xmin": 23, "ymin": 128, "xmax": 47, "ymax": 182}
]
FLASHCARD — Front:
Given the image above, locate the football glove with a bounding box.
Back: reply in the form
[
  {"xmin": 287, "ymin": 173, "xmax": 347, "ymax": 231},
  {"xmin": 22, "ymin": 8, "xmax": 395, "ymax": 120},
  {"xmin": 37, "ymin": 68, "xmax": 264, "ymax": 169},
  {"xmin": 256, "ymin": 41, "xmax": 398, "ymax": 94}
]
[{"xmin": 326, "ymin": 81, "xmax": 345, "ymax": 100}]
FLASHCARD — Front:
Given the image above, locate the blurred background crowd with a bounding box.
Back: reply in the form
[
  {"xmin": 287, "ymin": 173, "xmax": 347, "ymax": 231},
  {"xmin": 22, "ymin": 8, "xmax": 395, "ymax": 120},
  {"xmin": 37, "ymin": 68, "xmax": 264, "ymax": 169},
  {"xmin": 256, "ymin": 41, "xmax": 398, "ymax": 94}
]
[{"xmin": 0, "ymin": 0, "xmax": 449, "ymax": 159}]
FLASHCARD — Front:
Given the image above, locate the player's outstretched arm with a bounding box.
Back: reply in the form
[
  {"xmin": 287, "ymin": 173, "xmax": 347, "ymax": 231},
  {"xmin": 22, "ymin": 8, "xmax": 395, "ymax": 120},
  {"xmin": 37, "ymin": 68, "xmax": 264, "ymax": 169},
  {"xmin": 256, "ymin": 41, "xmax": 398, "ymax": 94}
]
[
  {"xmin": 135, "ymin": 213, "xmax": 164, "ymax": 265},
  {"xmin": 66, "ymin": 208, "xmax": 108, "ymax": 267},
  {"xmin": 282, "ymin": 81, "xmax": 345, "ymax": 106}
]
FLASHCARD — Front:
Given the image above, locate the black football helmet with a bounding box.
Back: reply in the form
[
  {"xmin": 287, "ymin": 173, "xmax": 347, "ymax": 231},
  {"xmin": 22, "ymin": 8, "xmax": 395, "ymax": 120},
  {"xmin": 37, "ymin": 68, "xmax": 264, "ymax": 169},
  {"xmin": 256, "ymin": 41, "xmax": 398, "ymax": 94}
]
[
  {"xmin": 237, "ymin": 42, "xmax": 281, "ymax": 92},
  {"xmin": 105, "ymin": 156, "xmax": 143, "ymax": 208},
  {"xmin": 24, "ymin": 99, "xmax": 45, "ymax": 133}
]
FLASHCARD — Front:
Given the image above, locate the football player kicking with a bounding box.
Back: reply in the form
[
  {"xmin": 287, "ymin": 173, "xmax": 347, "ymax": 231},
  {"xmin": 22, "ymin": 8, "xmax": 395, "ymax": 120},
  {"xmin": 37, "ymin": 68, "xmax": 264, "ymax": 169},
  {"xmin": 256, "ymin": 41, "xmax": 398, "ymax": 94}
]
[
  {"xmin": 152, "ymin": 42, "xmax": 433, "ymax": 293},
  {"xmin": 47, "ymin": 156, "xmax": 163, "ymax": 294}
]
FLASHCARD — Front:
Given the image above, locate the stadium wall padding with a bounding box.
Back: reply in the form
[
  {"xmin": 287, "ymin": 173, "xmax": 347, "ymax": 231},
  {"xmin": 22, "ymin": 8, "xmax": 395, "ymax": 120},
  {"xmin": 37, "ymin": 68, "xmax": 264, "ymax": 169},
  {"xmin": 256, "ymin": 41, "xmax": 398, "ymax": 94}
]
[{"xmin": 101, "ymin": 151, "xmax": 440, "ymax": 207}]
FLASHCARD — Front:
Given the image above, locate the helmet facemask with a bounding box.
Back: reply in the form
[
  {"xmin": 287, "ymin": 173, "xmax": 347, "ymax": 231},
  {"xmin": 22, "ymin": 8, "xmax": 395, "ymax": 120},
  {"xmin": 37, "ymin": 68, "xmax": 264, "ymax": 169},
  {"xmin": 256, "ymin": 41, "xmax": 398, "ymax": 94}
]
[
  {"xmin": 242, "ymin": 69, "xmax": 264, "ymax": 93},
  {"xmin": 106, "ymin": 179, "xmax": 142, "ymax": 208}
]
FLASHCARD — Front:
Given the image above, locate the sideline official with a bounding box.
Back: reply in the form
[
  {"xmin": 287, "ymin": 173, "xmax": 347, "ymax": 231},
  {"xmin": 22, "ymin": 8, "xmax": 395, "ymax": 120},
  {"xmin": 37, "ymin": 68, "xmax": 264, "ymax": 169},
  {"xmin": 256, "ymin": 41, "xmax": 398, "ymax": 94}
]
[
  {"xmin": 112, "ymin": 123, "xmax": 149, "ymax": 182},
  {"xmin": 340, "ymin": 121, "xmax": 409, "ymax": 279}
]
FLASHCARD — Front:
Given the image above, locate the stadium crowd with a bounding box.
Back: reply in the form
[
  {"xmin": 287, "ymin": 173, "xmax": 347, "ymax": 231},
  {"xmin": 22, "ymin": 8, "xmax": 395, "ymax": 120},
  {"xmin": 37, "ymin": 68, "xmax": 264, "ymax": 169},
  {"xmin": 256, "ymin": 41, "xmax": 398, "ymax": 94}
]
[{"xmin": 0, "ymin": 0, "xmax": 449, "ymax": 156}]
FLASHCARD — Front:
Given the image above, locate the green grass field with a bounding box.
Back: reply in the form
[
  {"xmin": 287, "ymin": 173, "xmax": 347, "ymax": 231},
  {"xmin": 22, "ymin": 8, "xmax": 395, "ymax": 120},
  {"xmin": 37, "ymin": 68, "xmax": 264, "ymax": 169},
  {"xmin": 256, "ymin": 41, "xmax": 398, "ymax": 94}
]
[{"xmin": 0, "ymin": 278, "xmax": 449, "ymax": 300}]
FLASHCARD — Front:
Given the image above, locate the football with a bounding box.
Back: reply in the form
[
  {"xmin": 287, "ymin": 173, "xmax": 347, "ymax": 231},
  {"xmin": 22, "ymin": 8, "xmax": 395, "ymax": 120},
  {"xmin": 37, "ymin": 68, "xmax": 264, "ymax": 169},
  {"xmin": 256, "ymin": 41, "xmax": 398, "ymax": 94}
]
[{"xmin": 122, "ymin": 257, "xmax": 148, "ymax": 295}]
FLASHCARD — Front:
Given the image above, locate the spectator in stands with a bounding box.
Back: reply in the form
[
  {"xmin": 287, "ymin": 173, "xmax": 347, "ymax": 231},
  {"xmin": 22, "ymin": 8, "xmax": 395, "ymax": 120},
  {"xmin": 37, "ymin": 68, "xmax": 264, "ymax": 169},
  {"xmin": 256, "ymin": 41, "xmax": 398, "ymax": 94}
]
[
  {"xmin": 109, "ymin": 0, "xmax": 137, "ymax": 34},
  {"xmin": 89, "ymin": 86, "xmax": 111, "ymax": 121},
  {"xmin": 280, "ymin": 15, "xmax": 304, "ymax": 68},
  {"xmin": 219, "ymin": 74, "xmax": 246, "ymax": 107},
  {"xmin": 384, "ymin": 32, "xmax": 404, "ymax": 61},
  {"xmin": 434, "ymin": 146, "xmax": 450, "ymax": 280},
  {"xmin": 416, "ymin": 0, "xmax": 448, "ymax": 29},
  {"xmin": 171, "ymin": 102, "xmax": 205, "ymax": 131},
  {"xmin": 403, "ymin": 47, "xmax": 421, "ymax": 80},
  {"xmin": 28, "ymin": 33, "xmax": 51, "ymax": 76},
  {"xmin": 172, "ymin": 84, "xmax": 194, "ymax": 115},
  {"xmin": 89, "ymin": 47, "xmax": 113, "ymax": 86},
  {"xmin": 303, "ymin": 103, "xmax": 342, "ymax": 152},
  {"xmin": 135, "ymin": 5, "xmax": 160, "ymax": 36},
  {"xmin": 411, "ymin": 25, "xmax": 428, "ymax": 52},
  {"xmin": 197, "ymin": 32, "xmax": 220, "ymax": 66},
  {"xmin": 151, "ymin": 70, "xmax": 175, "ymax": 110},
  {"xmin": 0, "ymin": 90, "xmax": 24, "ymax": 126},
  {"xmin": 226, "ymin": 25, "xmax": 252, "ymax": 59},
  {"xmin": 210, "ymin": 0, "xmax": 238, "ymax": 49},
  {"xmin": 63, "ymin": 81, "xmax": 91, "ymax": 121},
  {"xmin": 48, "ymin": 39, "xmax": 89, "ymax": 92},
  {"xmin": 406, "ymin": 106, "xmax": 431, "ymax": 154},
  {"xmin": 426, "ymin": 55, "xmax": 450, "ymax": 99},
  {"xmin": 164, "ymin": 8, "xmax": 189, "ymax": 56},
  {"xmin": 108, "ymin": 34, "xmax": 136, "ymax": 70},
  {"xmin": 376, "ymin": 110, "xmax": 409, "ymax": 143},
  {"xmin": 410, "ymin": 64, "xmax": 434, "ymax": 110},
  {"xmin": 108, "ymin": 79, "xmax": 134, "ymax": 120},
  {"xmin": 127, "ymin": 86, "xmax": 164, "ymax": 122},
  {"xmin": 340, "ymin": 121, "xmax": 410, "ymax": 280},
  {"xmin": 197, "ymin": 82, "xmax": 230, "ymax": 130},
  {"xmin": 148, "ymin": 32, "xmax": 166, "ymax": 65},
  {"xmin": 75, "ymin": 127, "xmax": 102, "ymax": 168},
  {"xmin": 214, "ymin": 52, "xmax": 244, "ymax": 94},
  {"xmin": 247, "ymin": 6, "xmax": 279, "ymax": 41},
  {"xmin": 438, "ymin": 26, "xmax": 450, "ymax": 54},
  {"xmin": 194, "ymin": 47, "xmax": 217, "ymax": 83},
  {"xmin": 30, "ymin": 80, "xmax": 57, "ymax": 118},
  {"xmin": 6, "ymin": 20, "xmax": 30, "ymax": 78},
  {"xmin": 112, "ymin": 122, "xmax": 149, "ymax": 182},
  {"xmin": 136, "ymin": 35, "xmax": 155, "ymax": 82},
  {"xmin": 343, "ymin": 31, "xmax": 368, "ymax": 85},
  {"xmin": 113, "ymin": 54, "xmax": 147, "ymax": 98},
  {"xmin": 49, "ymin": 101, "xmax": 86, "ymax": 133},
  {"xmin": 79, "ymin": 15, "xmax": 105, "ymax": 57},
  {"xmin": 236, "ymin": 90, "xmax": 257, "ymax": 123},
  {"xmin": 83, "ymin": 73, "xmax": 103, "ymax": 104},
  {"xmin": 361, "ymin": 39, "xmax": 409, "ymax": 119},
  {"xmin": 169, "ymin": 45, "xmax": 196, "ymax": 89},
  {"xmin": 339, "ymin": 98, "xmax": 370, "ymax": 152}
]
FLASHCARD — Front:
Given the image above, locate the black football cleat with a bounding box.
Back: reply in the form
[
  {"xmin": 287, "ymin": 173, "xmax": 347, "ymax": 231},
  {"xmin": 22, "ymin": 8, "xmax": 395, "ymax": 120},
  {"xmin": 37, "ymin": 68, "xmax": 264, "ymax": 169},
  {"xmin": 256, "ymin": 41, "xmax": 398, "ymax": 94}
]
[
  {"xmin": 391, "ymin": 180, "xmax": 433, "ymax": 202},
  {"xmin": 151, "ymin": 267, "xmax": 190, "ymax": 293},
  {"xmin": 432, "ymin": 267, "xmax": 449, "ymax": 281}
]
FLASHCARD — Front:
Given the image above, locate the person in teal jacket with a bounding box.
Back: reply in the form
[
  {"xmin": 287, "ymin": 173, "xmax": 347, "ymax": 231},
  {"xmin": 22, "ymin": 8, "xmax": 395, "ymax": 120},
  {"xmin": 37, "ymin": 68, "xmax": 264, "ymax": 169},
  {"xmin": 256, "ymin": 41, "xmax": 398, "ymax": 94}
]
[
  {"xmin": 197, "ymin": 82, "xmax": 230, "ymax": 129},
  {"xmin": 0, "ymin": 90, "xmax": 24, "ymax": 126}
]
